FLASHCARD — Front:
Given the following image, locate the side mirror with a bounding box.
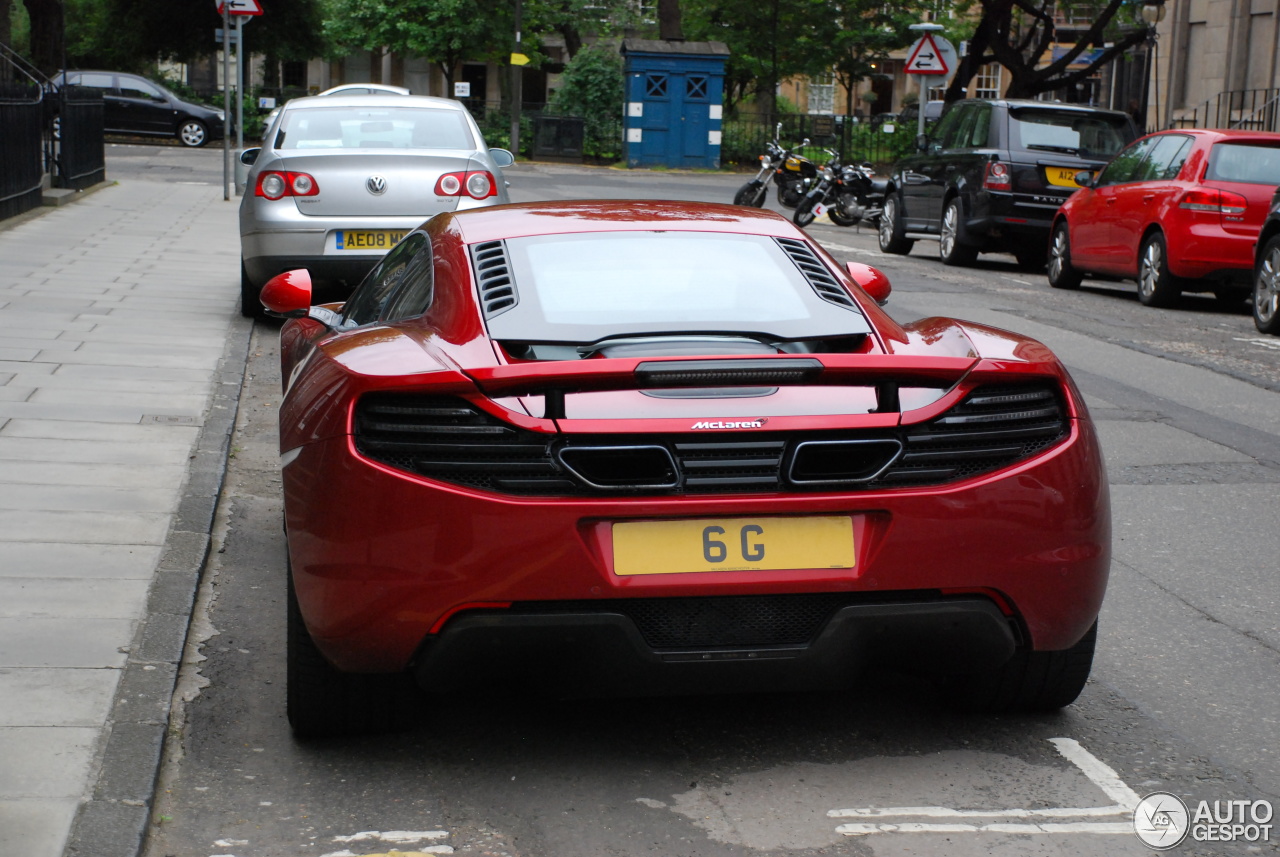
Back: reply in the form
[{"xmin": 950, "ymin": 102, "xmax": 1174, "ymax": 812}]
[
  {"xmin": 1074, "ymin": 170, "xmax": 1094, "ymax": 188},
  {"xmin": 489, "ymin": 147, "xmax": 515, "ymax": 167},
  {"xmin": 239, "ymin": 147, "xmax": 261, "ymax": 165},
  {"xmin": 846, "ymin": 261, "xmax": 892, "ymax": 306},
  {"xmin": 915, "ymin": 134, "xmax": 928, "ymax": 151},
  {"xmin": 260, "ymin": 268, "xmax": 312, "ymax": 316}
]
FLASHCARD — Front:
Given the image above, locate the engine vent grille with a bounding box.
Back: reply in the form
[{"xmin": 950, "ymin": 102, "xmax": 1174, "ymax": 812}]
[
  {"xmin": 775, "ymin": 236, "xmax": 857, "ymax": 309},
  {"xmin": 353, "ymin": 384, "xmax": 1068, "ymax": 496},
  {"xmin": 470, "ymin": 240, "xmax": 517, "ymax": 318}
]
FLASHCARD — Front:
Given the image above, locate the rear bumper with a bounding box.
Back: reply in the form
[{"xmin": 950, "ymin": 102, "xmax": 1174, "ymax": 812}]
[
  {"xmin": 413, "ymin": 597, "xmax": 1018, "ymax": 695},
  {"xmin": 1168, "ymin": 222, "xmax": 1258, "ymax": 282},
  {"xmin": 964, "ymin": 192, "xmax": 1065, "ymax": 249}
]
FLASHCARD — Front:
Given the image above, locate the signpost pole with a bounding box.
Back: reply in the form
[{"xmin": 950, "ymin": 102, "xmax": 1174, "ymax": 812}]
[
  {"xmin": 510, "ymin": 0, "xmax": 522, "ymax": 159},
  {"xmin": 235, "ymin": 13, "xmax": 244, "ymax": 188},
  {"xmin": 222, "ymin": 4, "xmax": 231, "ymax": 201}
]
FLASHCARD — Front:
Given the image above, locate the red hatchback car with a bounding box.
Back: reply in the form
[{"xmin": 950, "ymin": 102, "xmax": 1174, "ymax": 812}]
[
  {"xmin": 1047, "ymin": 128, "xmax": 1280, "ymax": 306},
  {"xmin": 264, "ymin": 201, "xmax": 1110, "ymax": 737}
]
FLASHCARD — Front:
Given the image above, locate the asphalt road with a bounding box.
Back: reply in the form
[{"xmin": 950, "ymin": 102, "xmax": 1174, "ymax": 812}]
[{"xmin": 132, "ymin": 150, "xmax": 1280, "ymax": 857}]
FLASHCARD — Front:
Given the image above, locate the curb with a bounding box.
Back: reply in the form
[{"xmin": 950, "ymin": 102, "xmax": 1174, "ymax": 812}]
[{"xmin": 62, "ymin": 312, "xmax": 256, "ymax": 857}]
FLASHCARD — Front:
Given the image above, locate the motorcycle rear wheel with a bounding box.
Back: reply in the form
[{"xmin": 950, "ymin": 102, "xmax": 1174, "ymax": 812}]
[
  {"xmin": 828, "ymin": 195, "xmax": 861, "ymax": 227},
  {"xmin": 734, "ymin": 180, "xmax": 767, "ymax": 208},
  {"xmin": 793, "ymin": 197, "xmax": 819, "ymax": 227}
]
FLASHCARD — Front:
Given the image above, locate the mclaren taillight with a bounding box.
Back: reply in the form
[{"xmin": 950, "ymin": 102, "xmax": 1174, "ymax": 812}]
[
  {"xmin": 983, "ymin": 161, "xmax": 1011, "ymax": 191},
  {"xmin": 255, "ymin": 171, "xmax": 320, "ymax": 200},
  {"xmin": 435, "ymin": 170, "xmax": 498, "ymax": 199},
  {"xmin": 1179, "ymin": 188, "xmax": 1248, "ymax": 216}
]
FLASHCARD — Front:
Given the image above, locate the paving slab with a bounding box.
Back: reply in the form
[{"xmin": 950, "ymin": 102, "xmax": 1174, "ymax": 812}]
[
  {"xmin": 0, "ymin": 437, "xmax": 195, "ymax": 467},
  {"xmin": 0, "ymin": 419, "xmax": 200, "ymax": 443},
  {"xmin": 0, "ymin": 728, "xmax": 100, "ymax": 797},
  {"xmin": 0, "ymin": 510, "xmax": 170, "ymax": 545},
  {"xmin": 0, "ymin": 579, "xmax": 149, "ymax": 620},
  {"xmin": 0, "ymin": 799, "xmax": 79, "ymax": 857},
  {"xmin": 0, "ymin": 669, "xmax": 121, "ymax": 727},
  {"xmin": 0, "ymin": 461, "xmax": 185, "ymax": 490},
  {"xmin": 0, "ymin": 544, "xmax": 161, "ymax": 579}
]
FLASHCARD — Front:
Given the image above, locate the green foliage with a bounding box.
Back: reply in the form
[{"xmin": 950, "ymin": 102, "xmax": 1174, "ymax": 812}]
[
  {"xmin": 547, "ymin": 44, "xmax": 623, "ymax": 160},
  {"xmin": 325, "ymin": 0, "xmax": 510, "ymax": 84}
]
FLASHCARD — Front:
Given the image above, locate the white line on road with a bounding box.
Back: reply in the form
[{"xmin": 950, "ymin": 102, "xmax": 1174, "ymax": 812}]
[{"xmin": 830, "ymin": 738, "xmax": 1140, "ymax": 837}]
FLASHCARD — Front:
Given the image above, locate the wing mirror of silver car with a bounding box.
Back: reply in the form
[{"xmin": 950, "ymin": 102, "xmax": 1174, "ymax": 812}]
[
  {"xmin": 489, "ymin": 148, "xmax": 516, "ymax": 167},
  {"xmin": 240, "ymin": 147, "xmax": 261, "ymax": 166},
  {"xmin": 1074, "ymin": 170, "xmax": 1094, "ymax": 188}
]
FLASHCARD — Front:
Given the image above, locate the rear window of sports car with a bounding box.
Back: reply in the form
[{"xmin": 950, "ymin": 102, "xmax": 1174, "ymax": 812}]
[{"xmin": 487, "ymin": 232, "xmax": 871, "ymax": 342}]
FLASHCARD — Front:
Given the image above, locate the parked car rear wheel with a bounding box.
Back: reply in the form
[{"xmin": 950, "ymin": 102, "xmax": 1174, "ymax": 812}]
[
  {"xmin": 1047, "ymin": 221, "xmax": 1083, "ymax": 290},
  {"xmin": 952, "ymin": 621, "xmax": 1097, "ymax": 712},
  {"xmin": 287, "ymin": 565, "xmax": 424, "ymax": 738},
  {"xmin": 1255, "ymin": 234, "xmax": 1280, "ymax": 334},
  {"xmin": 178, "ymin": 119, "xmax": 209, "ymax": 148},
  {"xmin": 939, "ymin": 198, "xmax": 978, "ymax": 266},
  {"xmin": 878, "ymin": 194, "xmax": 914, "ymax": 255},
  {"xmin": 1137, "ymin": 232, "xmax": 1182, "ymax": 308}
]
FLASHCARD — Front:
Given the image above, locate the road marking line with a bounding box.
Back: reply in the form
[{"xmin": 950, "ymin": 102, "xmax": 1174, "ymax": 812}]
[
  {"xmin": 819, "ymin": 242, "xmax": 887, "ymax": 258},
  {"xmin": 829, "ymin": 805, "xmax": 1129, "ymax": 819},
  {"xmin": 1234, "ymin": 336, "xmax": 1280, "ymax": 351},
  {"xmin": 1049, "ymin": 737, "xmax": 1141, "ymax": 810},
  {"xmin": 836, "ymin": 821, "xmax": 1134, "ymax": 835},
  {"xmin": 830, "ymin": 738, "xmax": 1139, "ymax": 837},
  {"xmin": 332, "ymin": 831, "xmax": 450, "ymax": 843}
]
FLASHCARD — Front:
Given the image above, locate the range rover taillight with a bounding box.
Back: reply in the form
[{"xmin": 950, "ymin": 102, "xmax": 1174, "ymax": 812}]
[{"xmin": 983, "ymin": 161, "xmax": 1012, "ymax": 191}]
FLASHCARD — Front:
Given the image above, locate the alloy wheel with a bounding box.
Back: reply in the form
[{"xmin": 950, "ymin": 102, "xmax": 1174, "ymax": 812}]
[
  {"xmin": 879, "ymin": 199, "xmax": 895, "ymax": 247},
  {"xmin": 1258, "ymin": 244, "xmax": 1280, "ymax": 327},
  {"xmin": 940, "ymin": 203, "xmax": 958, "ymax": 260},
  {"xmin": 1048, "ymin": 230, "xmax": 1068, "ymax": 281},
  {"xmin": 1138, "ymin": 240, "xmax": 1163, "ymax": 300}
]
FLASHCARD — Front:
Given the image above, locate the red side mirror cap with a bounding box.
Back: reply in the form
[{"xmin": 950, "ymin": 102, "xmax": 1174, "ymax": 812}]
[
  {"xmin": 845, "ymin": 261, "xmax": 892, "ymax": 305},
  {"xmin": 260, "ymin": 268, "xmax": 312, "ymax": 315}
]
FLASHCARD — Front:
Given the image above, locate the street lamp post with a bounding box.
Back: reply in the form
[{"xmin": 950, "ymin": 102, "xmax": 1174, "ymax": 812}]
[{"xmin": 1141, "ymin": 0, "xmax": 1167, "ymax": 130}]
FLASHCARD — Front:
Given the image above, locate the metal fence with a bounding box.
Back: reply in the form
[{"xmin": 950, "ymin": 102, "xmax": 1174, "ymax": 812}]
[
  {"xmin": 0, "ymin": 81, "xmax": 44, "ymax": 220},
  {"xmin": 1172, "ymin": 88, "xmax": 1280, "ymax": 132},
  {"xmin": 57, "ymin": 87, "xmax": 105, "ymax": 190},
  {"xmin": 722, "ymin": 113, "xmax": 917, "ymax": 170}
]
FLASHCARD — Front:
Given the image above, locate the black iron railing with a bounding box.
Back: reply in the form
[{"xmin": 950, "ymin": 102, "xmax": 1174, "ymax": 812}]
[
  {"xmin": 57, "ymin": 86, "xmax": 105, "ymax": 190},
  {"xmin": 0, "ymin": 80, "xmax": 44, "ymax": 220},
  {"xmin": 1172, "ymin": 88, "xmax": 1280, "ymax": 132}
]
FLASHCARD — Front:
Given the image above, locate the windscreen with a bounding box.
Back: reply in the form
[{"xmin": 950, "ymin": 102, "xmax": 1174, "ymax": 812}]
[
  {"xmin": 275, "ymin": 106, "xmax": 475, "ymax": 150},
  {"xmin": 489, "ymin": 232, "xmax": 870, "ymax": 343},
  {"xmin": 1206, "ymin": 142, "xmax": 1280, "ymax": 185},
  {"xmin": 1009, "ymin": 108, "xmax": 1132, "ymax": 158}
]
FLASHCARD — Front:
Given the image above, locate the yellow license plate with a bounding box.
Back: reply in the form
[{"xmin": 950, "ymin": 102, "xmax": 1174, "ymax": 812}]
[
  {"xmin": 1045, "ymin": 167, "xmax": 1083, "ymax": 188},
  {"xmin": 612, "ymin": 516, "xmax": 854, "ymax": 576},
  {"xmin": 335, "ymin": 230, "xmax": 406, "ymax": 251}
]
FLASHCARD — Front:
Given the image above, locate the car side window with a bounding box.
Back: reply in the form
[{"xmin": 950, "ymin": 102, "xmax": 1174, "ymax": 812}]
[
  {"xmin": 947, "ymin": 106, "xmax": 978, "ymax": 150},
  {"xmin": 967, "ymin": 105, "xmax": 992, "ymax": 148},
  {"xmin": 119, "ymin": 78, "xmax": 164, "ymax": 101},
  {"xmin": 1139, "ymin": 135, "xmax": 1193, "ymax": 181},
  {"xmin": 380, "ymin": 238, "xmax": 436, "ymax": 322},
  {"xmin": 928, "ymin": 107, "xmax": 965, "ymax": 152},
  {"xmin": 1094, "ymin": 136, "xmax": 1159, "ymax": 187},
  {"xmin": 73, "ymin": 73, "xmax": 114, "ymax": 90},
  {"xmin": 341, "ymin": 233, "xmax": 429, "ymax": 326}
]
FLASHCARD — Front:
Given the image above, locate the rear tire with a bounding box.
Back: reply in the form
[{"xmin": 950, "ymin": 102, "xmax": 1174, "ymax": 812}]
[
  {"xmin": 1254, "ymin": 234, "xmax": 1280, "ymax": 334},
  {"xmin": 287, "ymin": 566, "xmax": 425, "ymax": 738},
  {"xmin": 240, "ymin": 261, "xmax": 262, "ymax": 319},
  {"xmin": 793, "ymin": 196, "xmax": 819, "ymax": 227},
  {"xmin": 1047, "ymin": 221, "xmax": 1083, "ymax": 290},
  {"xmin": 939, "ymin": 198, "xmax": 978, "ymax": 266},
  {"xmin": 733, "ymin": 180, "xmax": 767, "ymax": 208},
  {"xmin": 1137, "ymin": 231, "xmax": 1182, "ymax": 308},
  {"xmin": 952, "ymin": 622, "xmax": 1097, "ymax": 713},
  {"xmin": 827, "ymin": 194, "xmax": 861, "ymax": 227},
  {"xmin": 878, "ymin": 194, "xmax": 914, "ymax": 255}
]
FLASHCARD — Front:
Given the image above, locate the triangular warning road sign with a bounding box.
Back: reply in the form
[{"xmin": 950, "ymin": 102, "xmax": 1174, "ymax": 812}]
[{"xmin": 906, "ymin": 34, "xmax": 949, "ymax": 75}]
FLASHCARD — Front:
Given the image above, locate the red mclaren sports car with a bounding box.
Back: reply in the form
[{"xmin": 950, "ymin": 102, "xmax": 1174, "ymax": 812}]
[{"xmin": 264, "ymin": 200, "xmax": 1110, "ymax": 737}]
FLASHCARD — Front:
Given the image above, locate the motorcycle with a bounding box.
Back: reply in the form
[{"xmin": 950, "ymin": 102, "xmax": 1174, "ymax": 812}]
[
  {"xmin": 733, "ymin": 125, "xmax": 815, "ymax": 209},
  {"xmin": 793, "ymin": 154, "xmax": 887, "ymax": 229}
]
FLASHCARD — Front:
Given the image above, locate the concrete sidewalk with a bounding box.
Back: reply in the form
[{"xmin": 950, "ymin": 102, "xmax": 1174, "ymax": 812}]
[{"xmin": 0, "ymin": 181, "xmax": 249, "ymax": 857}]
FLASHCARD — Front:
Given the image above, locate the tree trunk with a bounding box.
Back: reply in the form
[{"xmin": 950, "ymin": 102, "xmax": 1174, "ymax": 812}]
[
  {"xmin": 557, "ymin": 23, "xmax": 581, "ymax": 60},
  {"xmin": 21, "ymin": 0, "xmax": 62, "ymax": 77},
  {"xmin": 657, "ymin": 0, "xmax": 683, "ymax": 41}
]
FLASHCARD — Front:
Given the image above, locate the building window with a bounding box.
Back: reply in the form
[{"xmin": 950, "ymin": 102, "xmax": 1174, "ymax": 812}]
[
  {"xmin": 809, "ymin": 70, "xmax": 835, "ymax": 115},
  {"xmin": 974, "ymin": 64, "xmax": 1002, "ymax": 100}
]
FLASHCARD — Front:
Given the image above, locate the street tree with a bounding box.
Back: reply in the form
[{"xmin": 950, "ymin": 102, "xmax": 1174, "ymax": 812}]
[
  {"xmin": 325, "ymin": 0, "xmax": 511, "ymax": 93},
  {"xmin": 685, "ymin": 0, "xmax": 836, "ymax": 118},
  {"xmin": 826, "ymin": 0, "xmax": 925, "ymax": 117},
  {"xmin": 944, "ymin": 0, "xmax": 1149, "ymax": 102}
]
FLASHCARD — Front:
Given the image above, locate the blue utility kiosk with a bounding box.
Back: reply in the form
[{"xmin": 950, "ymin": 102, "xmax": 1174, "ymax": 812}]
[{"xmin": 621, "ymin": 39, "xmax": 729, "ymax": 170}]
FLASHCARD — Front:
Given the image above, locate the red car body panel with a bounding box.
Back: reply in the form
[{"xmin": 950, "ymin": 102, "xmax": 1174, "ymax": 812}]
[
  {"xmin": 277, "ymin": 201, "xmax": 1110, "ymax": 683},
  {"xmin": 1059, "ymin": 129, "xmax": 1280, "ymax": 282}
]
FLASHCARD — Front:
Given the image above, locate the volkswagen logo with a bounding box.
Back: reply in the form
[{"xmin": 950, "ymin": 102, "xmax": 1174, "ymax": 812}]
[{"xmin": 366, "ymin": 175, "xmax": 387, "ymax": 195}]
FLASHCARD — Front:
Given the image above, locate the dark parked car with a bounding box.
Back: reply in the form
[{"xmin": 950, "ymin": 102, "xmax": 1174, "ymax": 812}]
[
  {"xmin": 1251, "ymin": 187, "xmax": 1280, "ymax": 334},
  {"xmin": 55, "ymin": 71, "xmax": 226, "ymax": 147},
  {"xmin": 878, "ymin": 99, "xmax": 1138, "ymax": 269}
]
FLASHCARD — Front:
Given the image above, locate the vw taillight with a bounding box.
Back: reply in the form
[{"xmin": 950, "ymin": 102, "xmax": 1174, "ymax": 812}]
[
  {"xmin": 435, "ymin": 171, "xmax": 498, "ymax": 199},
  {"xmin": 255, "ymin": 171, "xmax": 320, "ymax": 199},
  {"xmin": 1179, "ymin": 188, "xmax": 1248, "ymax": 216}
]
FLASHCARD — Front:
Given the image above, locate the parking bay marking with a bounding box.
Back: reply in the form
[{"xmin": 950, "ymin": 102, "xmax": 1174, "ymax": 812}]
[{"xmin": 829, "ymin": 737, "xmax": 1139, "ymax": 836}]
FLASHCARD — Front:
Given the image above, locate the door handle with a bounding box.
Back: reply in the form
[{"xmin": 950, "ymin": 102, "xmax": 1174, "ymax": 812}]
[
  {"xmin": 1142, "ymin": 194, "xmax": 1155, "ymax": 203},
  {"xmin": 1106, "ymin": 198, "xmax": 1116, "ymax": 205}
]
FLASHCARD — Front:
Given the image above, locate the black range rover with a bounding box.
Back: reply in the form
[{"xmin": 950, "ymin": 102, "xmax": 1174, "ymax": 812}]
[{"xmin": 878, "ymin": 99, "xmax": 1138, "ymax": 269}]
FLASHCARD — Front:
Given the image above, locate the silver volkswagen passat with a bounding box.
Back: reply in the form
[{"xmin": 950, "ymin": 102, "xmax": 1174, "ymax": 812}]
[{"xmin": 238, "ymin": 94, "xmax": 513, "ymax": 316}]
